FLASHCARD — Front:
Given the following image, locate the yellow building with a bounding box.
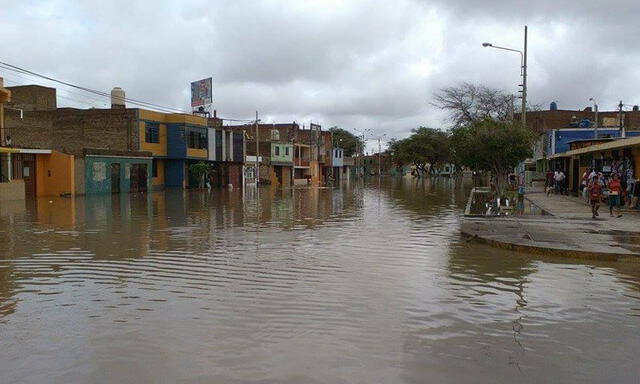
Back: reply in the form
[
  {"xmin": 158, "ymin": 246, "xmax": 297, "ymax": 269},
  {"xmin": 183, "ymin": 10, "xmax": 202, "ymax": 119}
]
[{"xmin": 138, "ymin": 109, "xmax": 208, "ymax": 189}]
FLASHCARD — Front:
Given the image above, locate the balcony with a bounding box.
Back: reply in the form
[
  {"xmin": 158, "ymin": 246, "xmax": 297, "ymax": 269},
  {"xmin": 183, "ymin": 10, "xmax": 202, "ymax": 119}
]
[{"xmin": 294, "ymin": 158, "xmax": 310, "ymax": 167}]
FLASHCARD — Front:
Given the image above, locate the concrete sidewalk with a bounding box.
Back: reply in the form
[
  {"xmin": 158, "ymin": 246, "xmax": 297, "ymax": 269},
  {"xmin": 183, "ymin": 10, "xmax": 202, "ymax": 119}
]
[
  {"xmin": 526, "ymin": 192, "xmax": 640, "ymax": 232},
  {"xmin": 460, "ymin": 192, "xmax": 640, "ymax": 260}
]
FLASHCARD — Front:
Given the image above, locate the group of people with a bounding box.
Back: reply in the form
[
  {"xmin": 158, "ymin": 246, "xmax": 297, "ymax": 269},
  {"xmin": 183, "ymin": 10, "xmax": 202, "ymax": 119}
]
[
  {"xmin": 580, "ymin": 168, "xmax": 624, "ymax": 219},
  {"xmin": 545, "ymin": 169, "xmax": 567, "ymax": 196},
  {"xmin": 546, "ymin": 167, "xmax": 626, "ymax": 219}
]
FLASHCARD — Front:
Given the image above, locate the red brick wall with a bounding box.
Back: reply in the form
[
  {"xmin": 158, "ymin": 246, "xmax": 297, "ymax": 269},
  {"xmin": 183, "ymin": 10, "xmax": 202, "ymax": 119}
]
[{"xmin": 5, "ymin": 108, "xmax": 140, "ymax": 156}]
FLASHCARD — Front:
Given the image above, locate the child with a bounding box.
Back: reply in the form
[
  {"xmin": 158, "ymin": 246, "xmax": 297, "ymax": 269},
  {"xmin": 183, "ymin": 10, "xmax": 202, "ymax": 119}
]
[{"xmin": 588, "ymin": 175, "xmax": 603, "ymax": 219}]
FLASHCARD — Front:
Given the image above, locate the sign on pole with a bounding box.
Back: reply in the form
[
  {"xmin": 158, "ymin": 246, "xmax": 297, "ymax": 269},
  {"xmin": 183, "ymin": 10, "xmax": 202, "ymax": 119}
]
[{"xmin": 191, "ymin": 77, "xmax": 212, "ymax": 107}]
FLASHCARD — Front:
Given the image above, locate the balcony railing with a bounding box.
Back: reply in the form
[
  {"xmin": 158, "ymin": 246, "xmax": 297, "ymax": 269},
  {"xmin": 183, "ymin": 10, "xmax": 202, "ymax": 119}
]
[{"xmin": 294, "ymin": 159, "xmax": 310, "ymax": 167}]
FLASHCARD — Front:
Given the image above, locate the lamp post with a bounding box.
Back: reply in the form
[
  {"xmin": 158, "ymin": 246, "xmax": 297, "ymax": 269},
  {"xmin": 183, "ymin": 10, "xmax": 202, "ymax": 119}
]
[
  {"xmin": 589, "ymin": 97, "xmax": 598, "ymax": 139},
  {"xmin": 482, "ymin": 25, "xmax": 528, "ymax": 128}
]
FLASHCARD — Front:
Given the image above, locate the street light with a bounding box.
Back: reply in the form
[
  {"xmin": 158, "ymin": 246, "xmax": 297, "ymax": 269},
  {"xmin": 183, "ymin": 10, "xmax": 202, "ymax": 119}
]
[
  {"xmin": 482, "ymin": 25, "xmax": 528, "ymax": 128},
  {"xmin": 589, "ymin": 97, "xmax": 598, "ymax": 139}
]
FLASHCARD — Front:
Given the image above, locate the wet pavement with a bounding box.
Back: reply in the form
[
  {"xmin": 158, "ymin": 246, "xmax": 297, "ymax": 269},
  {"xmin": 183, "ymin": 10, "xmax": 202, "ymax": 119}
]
[{"xmin": 1, "ymin": 179, "xmax": 639, "ymax": 383}]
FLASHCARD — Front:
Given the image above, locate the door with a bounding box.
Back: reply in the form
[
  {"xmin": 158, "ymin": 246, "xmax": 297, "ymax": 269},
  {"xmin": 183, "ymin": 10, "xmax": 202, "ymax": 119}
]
[
  {"xmin": 274, "ymin": 166, "xmax": 282, "ymax": 185},
  {"xmin": 111, "ymin": 163, "xmax": 121, "ymax": 194},
  {"xmin": 130, "ymin": 164, "xmax": 148, "ymax": 193},
  {"xmin": 23, "ymin": 157, "xmax": 36, "ymax": 197}
]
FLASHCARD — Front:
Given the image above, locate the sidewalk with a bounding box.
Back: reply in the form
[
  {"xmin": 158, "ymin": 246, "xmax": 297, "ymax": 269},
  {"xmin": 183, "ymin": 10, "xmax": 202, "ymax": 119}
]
[
  {"xmin": 460, "ymin": 192, "xmax": 640, "ymax": 260},
  {"xmin": 526, "ymin": 192, "xmax": 640, "ymax": 232}
]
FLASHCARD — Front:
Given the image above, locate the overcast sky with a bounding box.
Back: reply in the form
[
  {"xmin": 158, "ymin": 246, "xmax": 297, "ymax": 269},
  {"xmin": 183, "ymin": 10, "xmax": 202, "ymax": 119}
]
[{"xmin": 2, "ymin": 0, "xmax": 640, "ymax": 150}]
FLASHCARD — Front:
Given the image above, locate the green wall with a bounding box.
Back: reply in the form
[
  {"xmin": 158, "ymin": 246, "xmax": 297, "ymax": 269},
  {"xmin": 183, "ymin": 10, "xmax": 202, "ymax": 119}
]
[
  {"xmin": 271, "ymin": 143, "xmax": 293, "ymax": 164},
  {"xmin": 85, "ymin": 156, "xmax": 152, "ymax": 195}
]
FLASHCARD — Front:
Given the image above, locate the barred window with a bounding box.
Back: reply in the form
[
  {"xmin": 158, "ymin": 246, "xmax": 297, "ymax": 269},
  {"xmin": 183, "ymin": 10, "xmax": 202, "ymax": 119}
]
[{"xmin": 145, "ymin": 122, "xmax": 160, "ymax": 143}]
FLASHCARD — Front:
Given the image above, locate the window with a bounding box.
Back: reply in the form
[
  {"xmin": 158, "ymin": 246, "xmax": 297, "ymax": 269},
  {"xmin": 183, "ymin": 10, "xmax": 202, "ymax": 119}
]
[
  {"xmin": 285, "ymin": 147, "xmax": 289, "ymax": 156},
  {"xmin": 275, "ymin": 146, "xmax": 280, "ymax": 156},
  {"xmin": 145, "ymin": 122, "xmax": 160, "ymax": 143},
  {"xmin": 187, "ymin": 129, "xmax": 207, "ymax": 149},
  {"xmin": 152, "ymin": 159, "xmax": 158, "ymax": 178}
]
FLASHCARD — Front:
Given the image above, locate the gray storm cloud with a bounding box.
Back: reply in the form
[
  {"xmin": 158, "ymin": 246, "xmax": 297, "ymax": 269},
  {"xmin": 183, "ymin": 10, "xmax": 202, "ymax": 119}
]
[{"xmin": 1, "ymin": 0, "xmax": 639, "ymax": 149}]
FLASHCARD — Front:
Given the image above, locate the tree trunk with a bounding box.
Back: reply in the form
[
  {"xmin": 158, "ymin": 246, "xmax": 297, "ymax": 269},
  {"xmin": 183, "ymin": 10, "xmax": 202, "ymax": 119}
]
[{"xmin": 494, "ymin": 169, "xmax": 508, "ymax": 198}]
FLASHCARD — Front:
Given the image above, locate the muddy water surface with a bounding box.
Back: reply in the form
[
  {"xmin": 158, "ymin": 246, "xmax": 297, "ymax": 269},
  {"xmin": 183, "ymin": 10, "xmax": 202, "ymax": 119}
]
[{"xmin": 1, "ymin": 179, "xmax": 639, "ymax": 383}]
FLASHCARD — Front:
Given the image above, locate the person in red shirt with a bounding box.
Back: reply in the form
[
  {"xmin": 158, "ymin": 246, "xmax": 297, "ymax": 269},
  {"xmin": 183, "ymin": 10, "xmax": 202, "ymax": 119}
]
[
  {"xmin": 608, "ymin": 173, "xmax": 623, "ymax": 217},
  {"xmin": 588, "ymin": 175, "xmax": 603, "ymax": 219}
]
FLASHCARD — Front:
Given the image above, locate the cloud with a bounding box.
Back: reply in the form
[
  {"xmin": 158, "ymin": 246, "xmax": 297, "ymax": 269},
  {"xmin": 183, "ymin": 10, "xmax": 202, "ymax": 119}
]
[{"xmin": 2, "ymin": 0, "xmax": 640, "ymax": 151}]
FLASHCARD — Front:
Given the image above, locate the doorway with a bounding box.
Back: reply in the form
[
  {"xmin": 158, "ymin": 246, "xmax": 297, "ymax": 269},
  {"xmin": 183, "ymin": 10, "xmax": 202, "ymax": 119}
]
[
  {"xmin": 111, "ymin": 163, "xmax": 121, "ymax": 194},
  {"xmin": 130, "ymin": 164, "xmax": 148, "ymax": 193},
  {"xmin": 23, "ymin": 156, "xmax": 36, "ymax": 197}
]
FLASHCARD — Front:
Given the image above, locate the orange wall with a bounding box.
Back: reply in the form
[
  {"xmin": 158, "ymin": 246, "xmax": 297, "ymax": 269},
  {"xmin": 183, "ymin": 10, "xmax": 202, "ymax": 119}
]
[
  {"xmin": 36, "ymin": 151, "xmax": 75, "ymax": 197},
  {"xmin": 187, "ymin": 148, "xmax": 207, "ymax": 159},
  {"xmin": 153, "ymin": 159, "xmax": 165, "ymax": 186}
]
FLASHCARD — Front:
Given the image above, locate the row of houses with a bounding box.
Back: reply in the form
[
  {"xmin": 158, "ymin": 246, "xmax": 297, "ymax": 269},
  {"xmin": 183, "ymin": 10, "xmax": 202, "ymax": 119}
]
[
  {"xmin": 521, "ymin": 103, "xmax": 640, "ymax": 193},
  {"xmin": 0, "ymin": 80, "xmax": 352, "ymax": 201}
]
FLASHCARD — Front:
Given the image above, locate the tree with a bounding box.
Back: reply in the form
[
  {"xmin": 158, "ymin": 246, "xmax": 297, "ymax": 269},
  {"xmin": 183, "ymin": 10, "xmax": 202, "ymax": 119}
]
[
  {"xmin": 329, "ymin": 127, "xmax": 364, "ymax": 156},
  {"xmin": 432, "ymin": 82, "xmax": 514, "ymax": 128},
  {"xmin": 188, "ymin": 161, "xmax": 212, "ymax": 188},
  {"xmin": 450, "ymin": 119, "xmax": 534, "ymax": 195},
  {"xmin": 389, "ymin": 127, "xmax": 451, "ymax": 177}
]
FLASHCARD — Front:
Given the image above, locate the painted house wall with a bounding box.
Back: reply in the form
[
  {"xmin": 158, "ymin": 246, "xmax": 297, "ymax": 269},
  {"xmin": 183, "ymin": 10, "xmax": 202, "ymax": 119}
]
[
  {"xmin": 332, "ymin": 148, "xmax": 344, "ymax": 167},
  {"xmin": 35, "ymin": 151, "xmax": 75, "ymax": 197},
  {"xmin": 167, "ymin": 124, "xmax": 187, "ymax": 159},
  {"xmin": 207, "ymin": 127, "xmax": 217, "ymax": 161},
  {"xmin": 549, "ymin": 129, "xmax": 640, "ymax": 155},
  {"xmin": 84, "ymin": 156, "xmax": 152, "ymax": 195},
  {"xmin": 165, "ymin": 159, "xmax": 185, "ymax": 188},
  {"xmin": 152, "ymin": 159, "xmax": 165, "ymax": 186},
  {"xmin": 271, "ymin": 143, "xmax": 293, "ymax": 164},
  {"xmin": 187, "ymin": 148, "xmax": 207, "ymax": 159},
  {"xmin": 139, "ymin": 121, "xmax": 167, "ymax": 156}
]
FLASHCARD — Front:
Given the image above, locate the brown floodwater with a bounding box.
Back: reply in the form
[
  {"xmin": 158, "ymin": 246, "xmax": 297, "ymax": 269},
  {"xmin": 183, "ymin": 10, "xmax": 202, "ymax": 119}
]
[{"xmin": 1, "ymin": 178, "xmax": 639, "ymax": 383}]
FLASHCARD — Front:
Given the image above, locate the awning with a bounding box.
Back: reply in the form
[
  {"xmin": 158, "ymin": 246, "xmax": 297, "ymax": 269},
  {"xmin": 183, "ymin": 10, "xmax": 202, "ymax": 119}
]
[{"xmin": 0, "ymin": 147, "xmax": 20, "ymax": 154}]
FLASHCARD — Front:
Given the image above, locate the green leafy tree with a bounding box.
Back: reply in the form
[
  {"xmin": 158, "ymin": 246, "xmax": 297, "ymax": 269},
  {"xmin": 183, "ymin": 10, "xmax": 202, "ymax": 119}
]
[
  {"xmin": 329, "ymin": 127, "xmax": 364, "ymax": 156},
  {"xmin": 389, "ymin": 127, "xmax": 451, "ymax": 177},
  {"xmin": 188, "ymin": 161, "xmax": 211, "ymax": 188},
  {"xmin": 450, "ymin": 119, "xmax": 534, "ymax": 195}
]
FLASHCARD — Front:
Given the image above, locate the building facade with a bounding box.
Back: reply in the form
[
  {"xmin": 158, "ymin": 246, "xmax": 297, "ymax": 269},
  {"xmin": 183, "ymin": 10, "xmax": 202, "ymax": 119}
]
[{"xmin": 4, "ymin": 84, "xmax": 244, "ymax": 197}]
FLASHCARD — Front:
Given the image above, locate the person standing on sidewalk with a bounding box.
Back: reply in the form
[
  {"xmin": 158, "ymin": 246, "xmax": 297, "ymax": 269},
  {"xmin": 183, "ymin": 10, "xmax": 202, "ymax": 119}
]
[
  {"xmin": 588, "ymin": 174, "xmax": 603, "ymax": 219},
  {"xmin": 545, "ymin": 169, "xmax": 554, "ymax": 196},
  {"xmin": 608, "ymin": 173, "xmax": 623, "ymax": 217},
  {"xmin": 554, "ymin": 169, "xmax": 566, "ymax": 195},
  {"xmin": 581, "ymin": 168, "xmax": 591, "ymax": 202}
]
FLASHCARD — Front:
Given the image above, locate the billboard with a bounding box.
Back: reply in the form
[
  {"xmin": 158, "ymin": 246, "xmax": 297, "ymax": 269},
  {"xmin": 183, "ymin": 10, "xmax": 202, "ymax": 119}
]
[{"xmin": 191, "ymin": 77, "xmax": 212, "ymax": 107}]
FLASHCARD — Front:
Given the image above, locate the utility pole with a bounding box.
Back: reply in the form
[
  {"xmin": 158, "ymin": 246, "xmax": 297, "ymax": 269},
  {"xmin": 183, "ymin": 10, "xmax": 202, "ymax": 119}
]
[
  {"xmin": 619, "ymin": 101, "xmax": 625, "ymax": 138},
  {"xmin": 521, "ymin": 25, "xmax": 528, "ymax": 129},
  {"xmin": 590, "ymin": 97, "xmax": 598, "ymax": 138},
  {"xmin": 378, "ymin": 136, "xmax": 382, "ymax": 177},
  {"xmin": 255, "ymin": 111, "xmax": 259, "ymax": 184}
]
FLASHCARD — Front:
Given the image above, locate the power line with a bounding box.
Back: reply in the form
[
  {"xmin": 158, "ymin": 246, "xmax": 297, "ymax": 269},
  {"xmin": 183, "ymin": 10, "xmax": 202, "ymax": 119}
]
[
  {"xmin": 0, "ymin": 59, "xmax": 263, "ymax": 122},
  {"xmin": 1, "ymin": 74, "xmax": 108, "ymax": 108},
  {"xmin": 0, "ymin": 60, "xmax": 190, "ymax": 114}
]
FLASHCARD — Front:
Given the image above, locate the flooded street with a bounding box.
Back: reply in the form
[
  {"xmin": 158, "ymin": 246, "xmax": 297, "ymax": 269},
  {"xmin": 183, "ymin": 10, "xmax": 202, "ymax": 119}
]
[{"xmin": 1, "ymin": 179, "xmax": 639, "ymax": 383}]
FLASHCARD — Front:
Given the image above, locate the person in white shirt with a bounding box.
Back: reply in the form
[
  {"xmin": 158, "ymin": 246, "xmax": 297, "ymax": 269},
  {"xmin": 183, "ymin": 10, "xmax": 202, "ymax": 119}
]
[{"xmin": 554, "ymin": 170, "xmax": 566, "ymax": 194}]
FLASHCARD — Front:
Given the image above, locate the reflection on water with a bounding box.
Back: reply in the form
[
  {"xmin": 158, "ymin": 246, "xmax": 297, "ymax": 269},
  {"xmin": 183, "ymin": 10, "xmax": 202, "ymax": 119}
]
[{"xmin": 0, "ymin": 178, "xmax": 639, "ymax": 383}]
